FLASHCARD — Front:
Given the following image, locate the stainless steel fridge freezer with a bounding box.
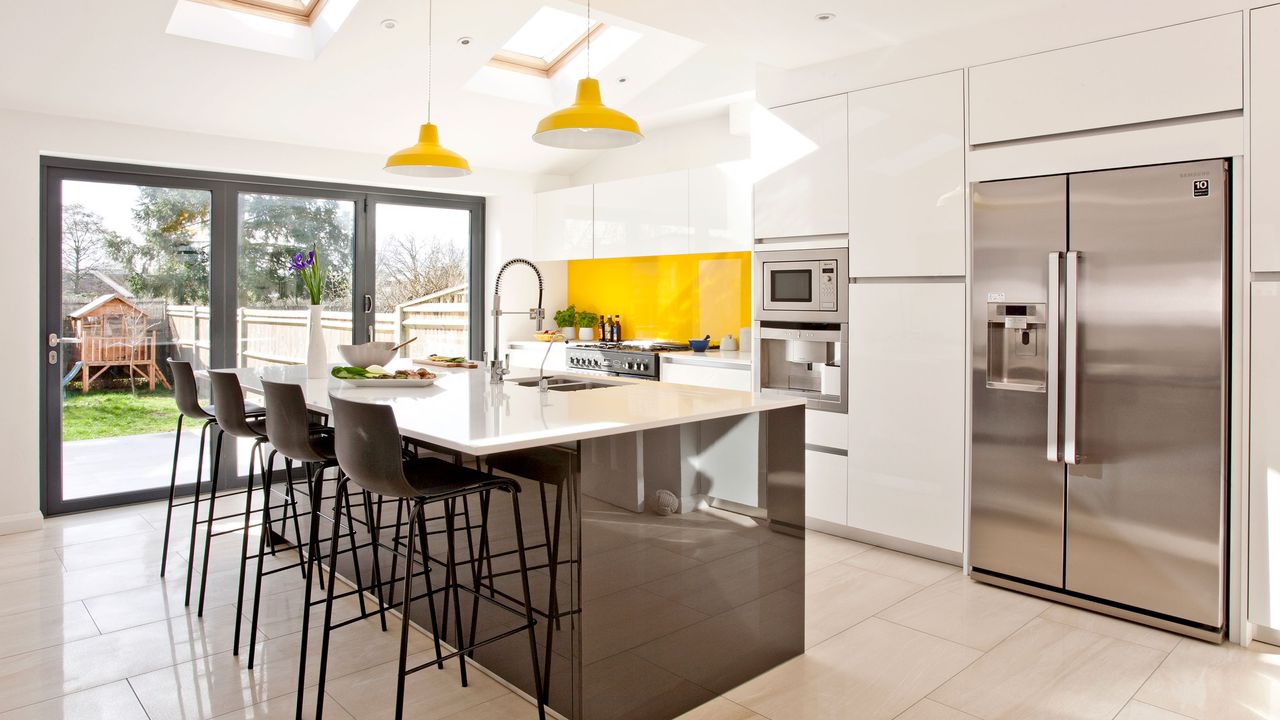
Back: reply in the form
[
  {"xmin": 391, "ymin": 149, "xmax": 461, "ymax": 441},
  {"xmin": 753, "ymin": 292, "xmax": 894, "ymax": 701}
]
[{"xmin": 970, "ymin": 159, "xmax": 1229, "ymax": 640}]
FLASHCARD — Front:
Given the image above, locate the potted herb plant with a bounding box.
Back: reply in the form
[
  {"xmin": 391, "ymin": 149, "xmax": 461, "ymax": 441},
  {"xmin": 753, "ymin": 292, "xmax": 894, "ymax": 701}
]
[
  {"xmin": 576, "ymin": 310, "xmax": 598, "ymax": 341},
  {"xmin": 289, "ymin": 247, "xmax": 326, "ymax": 378},
  {"xmin": 553, "ymin": 305, "xmax": 578, "ymax": 338}
]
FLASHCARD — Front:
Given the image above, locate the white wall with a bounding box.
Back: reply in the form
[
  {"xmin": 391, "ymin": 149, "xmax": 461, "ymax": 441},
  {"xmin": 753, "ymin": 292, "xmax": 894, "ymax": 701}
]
[{"xmin": 0, "ymin": 106, "xmax": 546, "ymax": 531}]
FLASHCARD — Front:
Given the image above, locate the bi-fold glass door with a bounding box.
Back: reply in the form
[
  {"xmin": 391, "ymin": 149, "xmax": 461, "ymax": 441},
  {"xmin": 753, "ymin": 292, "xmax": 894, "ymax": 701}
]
[{"xmin": 41, "ymin": 159, "xmax": 484, "ymax": 514}]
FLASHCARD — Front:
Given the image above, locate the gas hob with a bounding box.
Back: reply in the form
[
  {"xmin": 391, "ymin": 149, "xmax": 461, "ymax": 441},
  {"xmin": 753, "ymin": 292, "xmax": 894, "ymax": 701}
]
[{"xmin": 565, "ymin": 341, "xmax": 690, "ymax": 380}]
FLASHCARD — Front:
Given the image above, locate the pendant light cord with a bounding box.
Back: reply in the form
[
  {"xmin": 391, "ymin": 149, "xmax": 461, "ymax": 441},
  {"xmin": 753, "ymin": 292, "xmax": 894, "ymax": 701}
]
[
  {"xmin": 586, "ymin": 0, "xmax": 591, "ymax": 78},
  {"xmin": 427, "ymin": 0, "xmax": 433, "ymax": 123}
]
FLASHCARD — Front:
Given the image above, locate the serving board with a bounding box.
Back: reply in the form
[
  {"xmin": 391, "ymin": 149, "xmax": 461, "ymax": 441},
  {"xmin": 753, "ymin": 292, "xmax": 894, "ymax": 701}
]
[
  {"xmin": 338, "ymin": 377, "xmax": 437, "ymax": 388},
  {"xmin": 413, "ymin": 358, "xmax": 479, "ymax": 369}
]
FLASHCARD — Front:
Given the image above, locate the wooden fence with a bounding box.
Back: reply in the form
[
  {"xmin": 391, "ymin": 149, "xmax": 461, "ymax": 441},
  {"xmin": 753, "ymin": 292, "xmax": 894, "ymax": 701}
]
[{"xmin": 167, "ymin": 286, "xmax": 470, "ymax": 368}]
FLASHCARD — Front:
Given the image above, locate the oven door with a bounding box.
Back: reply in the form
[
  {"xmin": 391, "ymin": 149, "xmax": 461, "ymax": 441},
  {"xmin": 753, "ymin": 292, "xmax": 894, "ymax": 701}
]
[{"xmin": 762, "ymin": 261, "xmax": 822, "ymax": 313}]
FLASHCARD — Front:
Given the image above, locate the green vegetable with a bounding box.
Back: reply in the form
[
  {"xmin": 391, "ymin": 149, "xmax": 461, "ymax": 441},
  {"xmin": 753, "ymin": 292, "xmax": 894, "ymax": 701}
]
[{"xmin": 331, "ymin": 366, "xmax": 392, "ymax": 379}]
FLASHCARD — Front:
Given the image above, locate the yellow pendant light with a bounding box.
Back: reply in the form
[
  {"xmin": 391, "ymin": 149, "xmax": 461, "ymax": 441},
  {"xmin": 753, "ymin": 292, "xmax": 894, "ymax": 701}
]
[
  {"xmin": 533, "ymin": 0, "xmax": 642, "ymax": 149},
  {"xmin": 385, "ymin": 0, "xmax": 471, "ymax": 177}
]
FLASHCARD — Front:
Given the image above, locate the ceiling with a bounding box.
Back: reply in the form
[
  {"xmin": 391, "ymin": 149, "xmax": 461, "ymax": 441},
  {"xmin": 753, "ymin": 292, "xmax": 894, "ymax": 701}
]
[{"xmin": 0, "ymin": 0, "xmax": 1061, "ymax": 179}]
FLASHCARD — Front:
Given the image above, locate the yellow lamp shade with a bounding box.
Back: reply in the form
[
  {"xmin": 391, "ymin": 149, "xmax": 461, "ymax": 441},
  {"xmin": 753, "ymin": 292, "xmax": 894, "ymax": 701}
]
[
  {"xmin": 533, "ymin": 78, "xmax": 643, "ymax": 149},
  {"xmin": 384, "ymin": 123, "xmax": 471, "ymax": 177}
]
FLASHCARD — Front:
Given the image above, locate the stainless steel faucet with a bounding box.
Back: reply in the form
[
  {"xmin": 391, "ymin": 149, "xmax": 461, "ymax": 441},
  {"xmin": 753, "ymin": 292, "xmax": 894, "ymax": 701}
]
[{"xmin": 488, "ymin": 258, "xmax": 545, "ymax": 384}]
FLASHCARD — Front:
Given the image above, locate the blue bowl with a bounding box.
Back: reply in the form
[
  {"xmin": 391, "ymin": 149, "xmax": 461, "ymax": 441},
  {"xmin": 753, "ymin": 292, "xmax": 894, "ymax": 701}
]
[{"xmin": 688, "ymin": 338, "xmax": 711, "ymax": 352}]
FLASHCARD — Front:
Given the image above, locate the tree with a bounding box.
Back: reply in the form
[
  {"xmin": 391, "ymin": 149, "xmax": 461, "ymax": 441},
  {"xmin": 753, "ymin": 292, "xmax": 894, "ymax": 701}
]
[
  {"xmin": 375, "ymin": 234, "xmax": 467, "ymax": 308},
  {"xmin": 105, "ymin": 187, "xmax": 212, "ymax": 305},
  {"xmin": 61, "ymin": 203, "xmax": 118, "ymax": 295}
]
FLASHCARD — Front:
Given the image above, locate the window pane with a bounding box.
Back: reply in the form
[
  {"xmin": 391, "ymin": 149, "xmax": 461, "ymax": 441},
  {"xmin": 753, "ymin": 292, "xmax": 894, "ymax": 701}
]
[
  {"xmin": 59, "ymin": 180, "xmax": 212, "ymax": 501},
  {"xmin": 373, "ymin": 203, "xmax": 472, "ymax": 359},
  {"xmin": 235, "ymin": 192, "xmax": 355, "ymax": 368}
]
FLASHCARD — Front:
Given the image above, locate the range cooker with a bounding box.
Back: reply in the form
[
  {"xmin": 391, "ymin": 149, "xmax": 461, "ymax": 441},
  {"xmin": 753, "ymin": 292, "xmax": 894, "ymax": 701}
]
[{"xmin": 565, "ymin": 341, "xmax": 690, "ymax": 380}]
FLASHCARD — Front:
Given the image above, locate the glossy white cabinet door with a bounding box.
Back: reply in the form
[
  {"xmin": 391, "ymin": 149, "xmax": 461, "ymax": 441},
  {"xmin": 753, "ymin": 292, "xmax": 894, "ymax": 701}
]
[
  {"xmin": 805, "ymin": 409, "xmax": 848, "ymax": 451},
  {"xmin": 534, "ymin": 185, "xmax": 593, "ymax": 261},
  {"xmin": 806, "ymin": 449, "xmax": 848, "ymax": 526},
  {"xmin": 849, "ymin": 71, "xmax": 965, "ymax": 277},
  {"xmin": 660, "ymin": 361, "xmax": 751, "ymax": 391},
  {"xmin": 1253, "ymin": 6, "xmax": 1280, "ymax": 271},
  {"xmin": 594, "ymin": 170, "xmax": 690, "ymax": 259},
  {"xmin": 690, "ymin": 165, "xmax": 752, "ymax": 253},
  {"xmin": 1250, "ymin": 283, "xmax": 1280, "ymax": 630},
  {"xmin": 753, "ymin": 94, "xmax": 849, "ymax": 240},
  {"xmin": 847, "ymin": 282, "xmax": 965, "ymax": 552},
  {"xmin": 969, "ymin": 13, "xmax": 1243, "ymax": 145}
]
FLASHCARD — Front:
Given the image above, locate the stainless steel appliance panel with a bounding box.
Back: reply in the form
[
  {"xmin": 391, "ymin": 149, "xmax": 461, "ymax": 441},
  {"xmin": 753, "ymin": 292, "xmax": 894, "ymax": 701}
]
[
  {"xmin": 970, "ymin": 175, "xmax": 1068, "ymax": 587},
  {"xmin": 1064, "ymin": 160, "xmax": 1227, "ymax": 626}
]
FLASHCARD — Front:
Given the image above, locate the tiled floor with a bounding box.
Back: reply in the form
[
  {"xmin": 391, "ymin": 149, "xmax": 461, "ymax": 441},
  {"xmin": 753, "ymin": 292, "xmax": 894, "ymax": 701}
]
[{"xmin": 1, "ymin": 501, "xmax": 1276, "ymax": 720}]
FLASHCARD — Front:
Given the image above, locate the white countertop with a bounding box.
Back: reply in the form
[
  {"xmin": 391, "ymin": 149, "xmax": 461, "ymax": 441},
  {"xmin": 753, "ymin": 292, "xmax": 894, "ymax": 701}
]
[
  {"xmin": 661, "ymin": 349, "xmax": 752, "ymax": 368},
  {"xmin": 228, "ymin": 364, "xmax": 799, "ymax": 456}
]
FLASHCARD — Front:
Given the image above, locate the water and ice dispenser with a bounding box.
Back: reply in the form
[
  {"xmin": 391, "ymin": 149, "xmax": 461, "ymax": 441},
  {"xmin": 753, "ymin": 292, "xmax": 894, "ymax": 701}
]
[{"xmin": 986, "ymin": 303, "xmax": 1048, "ymax": 392}]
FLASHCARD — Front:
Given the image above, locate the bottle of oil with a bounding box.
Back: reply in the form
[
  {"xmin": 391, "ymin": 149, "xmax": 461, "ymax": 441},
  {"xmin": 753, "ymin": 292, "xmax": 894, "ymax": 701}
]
[
  {"xmin": 597, "ymin": 314, "xmax": 607, "ymax": 343},
  {"xmin": 603, "ymin": 315, "xmax": 614, "ymax": 344},
  {"xmin": 613, "ymin": 314, "xmax": 623, "ymax": 342}
]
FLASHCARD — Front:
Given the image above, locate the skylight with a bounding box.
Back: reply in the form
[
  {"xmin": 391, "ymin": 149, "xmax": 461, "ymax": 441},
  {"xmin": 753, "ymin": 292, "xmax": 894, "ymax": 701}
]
[
  {"xmin": 192, "ymin": 0, "xmax": 327, "ymax": 26},
  {"xmin": 491, "ymin": 6, "xmax": 602, "ymax": 77}
]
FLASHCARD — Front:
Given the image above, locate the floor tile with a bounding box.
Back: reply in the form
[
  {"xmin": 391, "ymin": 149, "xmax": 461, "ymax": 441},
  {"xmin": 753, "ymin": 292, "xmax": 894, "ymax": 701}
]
[
  {"xmin": 877, "ymin": 574, "xmax": 1050, "ymax": 651},
  {"xmin": 930, "ymin": 617, "xmax": 1167, "ymax": 720},
  {"xmin": 0, "ymin": 515, "xmax": 155, "ymax": 553},
  {"xmin": 325, "ymin": 652, "xmax": 509, "ymax": 720},
  {"xmin": 725, "ymin": 617, "xmax": 981, "ymax": 720},
  {"xmin": 894, "ymin": 699, "xmax": 980, "ymax": 719},
  {"xmin": 55, "ymin": 529, "xmax": 171, "ymax": 571},
  {"xmin": 803, "ymin": 563, "xmax": 921, "ymax": 649},
  {"xmin": 0, "ymin": 604, "xmax": 246, "ymax": 713},
  {"xmin": 208, "ymin": 691, "xmax": 355, "ymax": 720},
  {"xmin": 797, "ymin": 530, "xmax": 871, "ymax": 574},
  {"xmin": 841, "ymin": 547, "xmax": 958, "ymax": 587},
  {"xmin": 1134, "ymin": 638, "xmax": 1280, "ymax": 720},
  {"xmin": 0, "ymin": 555, "xmax": 169, "ymax": 617},
  {"xmin": 674, "ymin": 697, "xmax": 766, "ymax": 720},
  {"xmin": 0, "ymin": 680, "xmax": 149, "ymax": 720},
  {"xmin": 1114, "ymin": 700, "xmax": 1196, "ymax": 719},
  {"xmin": 436, "ymin": 693, "xmax": 540, "ymax": 719},
  {"xmin": 0, "ymin": 603, "xmax": 100, "ymax": 660},
  {"xmin": 1040, "ymin": 604, "xmax": 1182, "ymax": 653},
  {"xmin": 0, "ymin": 550, "xmax": 64, "ymax": 585}
]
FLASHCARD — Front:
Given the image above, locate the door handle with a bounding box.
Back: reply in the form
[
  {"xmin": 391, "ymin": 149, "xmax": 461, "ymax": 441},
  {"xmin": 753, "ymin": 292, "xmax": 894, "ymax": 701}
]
[
  {"xmin": 1046, "ymin": 252, "xmax": 1061, "ymax": 462},
  {"xmin": 363, "ymin": 294, "xmax": 373, "ymax": 313},
  {"xmin": 1064, "ymin": 251, "xmax": 1080, "ymax": 464},
  {"xmin": 47, "ymin": 333, "xmax": 59, "ymax": 348}
]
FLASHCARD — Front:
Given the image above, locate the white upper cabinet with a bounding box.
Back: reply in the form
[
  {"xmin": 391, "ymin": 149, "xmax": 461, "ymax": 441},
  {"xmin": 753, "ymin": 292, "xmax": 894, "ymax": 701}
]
[
  {"xmin": 847, "ymin": 282, "xmax": 965, "ymax": 553},
  {"xmin": 753, "ymin": 94, "xmax": 849, "ymax": 240},
  {"xmin": 534, "ymin": 185, "xmax": 593, "ymax": 261},
  {"xmin": 848, "ymin": 71, "xmax": 965, "ymax": 277},
  {"xmin": 969, "ymin": 13, "xmax": 1243, "ymax": 145},
  {"xmin": 594, "ymin": 170, "xmax": 690, "ymax": 258},
  {"xmin": 1254, "ymin": 5, "xmax": 1280, "ymax": 272},
  {"xmin": 689, "ymin": 165, "xmax": 752, "ymax": 253}
]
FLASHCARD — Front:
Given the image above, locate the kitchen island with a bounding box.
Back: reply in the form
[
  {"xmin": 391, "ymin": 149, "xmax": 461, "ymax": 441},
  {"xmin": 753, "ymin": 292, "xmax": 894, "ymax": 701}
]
[{"xmin": 233, "ymin": 364, "xmax": 806, "ymax": 720}]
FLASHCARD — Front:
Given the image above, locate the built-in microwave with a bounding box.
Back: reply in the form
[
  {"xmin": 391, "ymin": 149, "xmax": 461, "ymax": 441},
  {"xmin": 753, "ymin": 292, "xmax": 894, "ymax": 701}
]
[{"xmin": 754, "ymin": 247, "xmax": 848, "ymax": 323}]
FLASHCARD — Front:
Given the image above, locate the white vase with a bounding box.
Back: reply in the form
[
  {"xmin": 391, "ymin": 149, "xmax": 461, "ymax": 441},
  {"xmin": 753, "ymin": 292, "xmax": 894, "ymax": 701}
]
[
  {"xmin": 306, "ymin": 304, "xmax": 326, "ymax": 378},
  {"xmin": 578, "ymin": 327, "xmax": 594, "ymax": 341}
]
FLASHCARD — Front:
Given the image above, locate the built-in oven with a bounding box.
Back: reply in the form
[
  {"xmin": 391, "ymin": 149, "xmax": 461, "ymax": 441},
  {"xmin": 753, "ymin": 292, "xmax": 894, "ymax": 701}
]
[{"xmin": 755, "ymin": 247, "xmax": 848, "ymax": 322}]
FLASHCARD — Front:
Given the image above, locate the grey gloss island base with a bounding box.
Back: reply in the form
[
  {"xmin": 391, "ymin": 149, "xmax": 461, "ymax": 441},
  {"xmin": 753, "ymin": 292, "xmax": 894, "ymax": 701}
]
[{"xmin": 317, "ymin": 404, "xmax": 805, "ymax": 720}]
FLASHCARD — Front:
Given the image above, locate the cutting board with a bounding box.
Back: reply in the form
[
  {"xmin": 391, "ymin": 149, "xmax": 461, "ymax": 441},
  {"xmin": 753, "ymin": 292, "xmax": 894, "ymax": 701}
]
[{"xmin": 413, "ymin": 357, "xmax": 479, "ymax": 369}]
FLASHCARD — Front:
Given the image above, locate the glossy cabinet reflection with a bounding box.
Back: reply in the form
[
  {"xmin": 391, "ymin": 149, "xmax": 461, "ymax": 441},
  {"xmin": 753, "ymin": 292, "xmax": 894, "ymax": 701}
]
[
  {"xmin": 1253, "ymin": 5, "xmax": 1280, "ymax": 271},
  {"xmin": 535, "ymin": 184, "xmax": 594, "ymax": 261},
  {"xmin": 753, "ymin": 94, "xmax": 849, "ymax": 240},
  {"xmin": 594, "ymin": 170, "xmax": 690, "ymax": 258},
  {"xmin": 849, "ymin": 71, "xmax": 965, "ymax": 277}
]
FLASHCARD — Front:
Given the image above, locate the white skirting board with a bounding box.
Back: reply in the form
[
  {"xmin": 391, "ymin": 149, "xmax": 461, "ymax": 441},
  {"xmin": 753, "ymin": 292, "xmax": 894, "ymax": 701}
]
[
  {"xmin": 0, "ymin": 511, "xmax": 43, "ymax": 535},
  {"xmin": 806, "ymin": 516, "xmax": 963, "ymax": 566}
]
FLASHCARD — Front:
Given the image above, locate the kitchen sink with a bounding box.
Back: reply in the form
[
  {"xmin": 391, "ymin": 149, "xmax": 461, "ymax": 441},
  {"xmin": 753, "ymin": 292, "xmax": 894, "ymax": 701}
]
[{"xmin": 506, "ymin": 375, "xmax": 621, "ymax": 392}]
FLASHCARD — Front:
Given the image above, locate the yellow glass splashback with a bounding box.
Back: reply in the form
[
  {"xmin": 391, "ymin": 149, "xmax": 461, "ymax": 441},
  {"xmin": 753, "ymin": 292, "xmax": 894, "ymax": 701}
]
[{"xmin": 567, "ymin": 252, "xmax": 752, "ymax": 342}]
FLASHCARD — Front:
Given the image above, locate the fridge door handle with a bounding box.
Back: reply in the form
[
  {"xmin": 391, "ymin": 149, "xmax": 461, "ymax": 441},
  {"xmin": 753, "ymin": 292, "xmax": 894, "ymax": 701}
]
[
  {"xmin": 1064, "ymin": 251, "xmax": 1081, "ymax": 464},
  {"xmin": 1046, "ymin": 252, "xmax": 1061, "ymax": 462}
]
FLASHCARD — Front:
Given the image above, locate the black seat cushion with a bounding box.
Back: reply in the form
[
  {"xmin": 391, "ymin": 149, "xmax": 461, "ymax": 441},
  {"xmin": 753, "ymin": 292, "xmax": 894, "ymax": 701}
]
[
  {"xmin": 485, "ymin": 446, "xmax": 574, "ymax": 485},
  {"xmin": 402, "ymin": 457, "xmax": 514, "ymax": 500}
]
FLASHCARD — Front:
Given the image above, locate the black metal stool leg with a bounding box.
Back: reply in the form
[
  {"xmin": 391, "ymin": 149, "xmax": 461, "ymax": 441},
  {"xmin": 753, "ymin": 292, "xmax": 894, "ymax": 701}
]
[
  {"xmin": 416, "ymin": 505, "xmax": 446, "ymax": 671},
  {"xmin": 160, "ymin": 414, "xmax": 184, "ymax": 578},
  {"xmin": 394, "ymin": 499, "xmax": 424, "ymax": 720},
  {"xmin": 233, "ymin": 443, "xmax": 269, "ymax": 655},
  {"xmin": 509, "ymin": 488, "xmax": 546, "ymax": 720},
  {"xmin": 362, "ymin": 489, "xmax": 389, "ymax": 632},
  {"xmin": 444, "ymin": 500, "xmax": 468, "ymax": 687},
  {"xmin": 310, "ymin": 479, "xmax": 350, "ymax": 720},
  {"xmin": 192, "ymin": 427, "xmax": 225, "ymax": 612}
]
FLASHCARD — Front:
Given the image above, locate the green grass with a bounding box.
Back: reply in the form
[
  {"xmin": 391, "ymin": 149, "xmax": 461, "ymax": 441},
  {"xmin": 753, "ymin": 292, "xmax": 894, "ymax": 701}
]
[{"xmin": 62, "ymin": 390, "xmax": 179, "ymax": 441}]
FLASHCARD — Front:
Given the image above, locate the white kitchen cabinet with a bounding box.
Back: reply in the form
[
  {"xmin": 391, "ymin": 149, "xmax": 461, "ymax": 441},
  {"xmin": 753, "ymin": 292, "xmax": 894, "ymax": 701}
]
[
  {"xmin": 506, "ymin": 342, "xmax": 566, "ymax": 374},
  {"xmin": 849, "ymin": 71, "xmax": 965, "ymax": 277},
  {"xmin": 659, "ymin": 361, "xmax": 750, "ymax": 391},
  {"xmin": 847, "ymin": 282, "xmax": 965, "ymax": 553},
  {"xmin": 593, "ymin": 170, "xmax": 690, "ymax": 258},
  {"xmin": 1250, "ymin": 282, "xmax": 1280, "ymax": 631},
  {"xmin": 805, "ymin": 409, "xmax": 848, "ymax": 451},
  {"xmin": 806, "ymin": 449, "xmax": 848, "ymax": 526},
  {"xmin": 690, "ymin": 165, "xmax": 752, "ymax": 253},
  {"xmin": 753, "ymin": 94, "xmax": 849, "ymax": 240},
  {"xmin": 1253, "ymin": 6, "xmax": 1280, "ymax": 271},
  {"xmin": 534, "ymin": 185, "xmax": 593, "ymax": 261},
  {"xmin": 969, "ymin": 13, "xmax": 1243, "ymax": 145}
]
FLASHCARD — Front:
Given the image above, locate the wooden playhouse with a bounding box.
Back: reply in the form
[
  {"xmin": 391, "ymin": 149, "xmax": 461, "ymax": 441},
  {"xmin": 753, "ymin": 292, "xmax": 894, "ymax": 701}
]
[{"xmin": 68, "ymin": 293, "xmax": 170, "ymax": 392}]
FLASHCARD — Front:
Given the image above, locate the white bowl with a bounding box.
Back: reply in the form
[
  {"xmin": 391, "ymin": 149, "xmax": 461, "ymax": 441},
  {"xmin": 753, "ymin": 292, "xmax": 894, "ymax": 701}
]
[{"xmin": 337, "ymin": 342, "xmax": 396, "ymax": 368}]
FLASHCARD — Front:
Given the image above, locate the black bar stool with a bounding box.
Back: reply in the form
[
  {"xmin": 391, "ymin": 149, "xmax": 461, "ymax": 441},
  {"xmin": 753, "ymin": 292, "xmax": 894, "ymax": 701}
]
[
  {"xmin": 481, "ymin": 446, "xmax": 580, "ymax": 706},
  {"xmin": 241, "ymin": 379, "xmax": 387, "ymax": 667},
  {"xmin": 159, "ymin": 360, "xmax": 264, "ymax": 604},
  {"xmin": 305, "ymin": 394, "xmax": 545, "ymax": 720}
]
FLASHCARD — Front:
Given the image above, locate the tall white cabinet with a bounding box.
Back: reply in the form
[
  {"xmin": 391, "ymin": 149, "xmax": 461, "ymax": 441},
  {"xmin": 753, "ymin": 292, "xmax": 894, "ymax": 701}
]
[
  {"xmin": 846, "ymin": 282, "xmax": 966, "ymax": 553},
  {"xmin": 534, "ymin": 185, "xmax": 593, "ymax": 261},
  {"xmin": 1254, "ymin": 5, "xmax": 1280, "ymax": 272},
  {"xmin": 848, "ymin": 71, "xmax": 966, "ymax": 277},
  {"xmin": 752, "ymin": 94, "xmax": 849, "ymax": 240}
]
